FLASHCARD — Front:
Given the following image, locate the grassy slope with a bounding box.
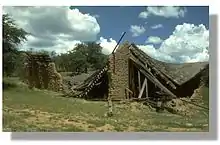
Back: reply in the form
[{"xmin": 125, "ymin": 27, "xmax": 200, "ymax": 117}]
[{"xmin": 3, "ymin": 77, "xmax": 209, "ymax": 132}]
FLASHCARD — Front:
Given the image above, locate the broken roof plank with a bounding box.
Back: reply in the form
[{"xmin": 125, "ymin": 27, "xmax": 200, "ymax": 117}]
[
  {"xmin": 130, "ymin": 56, "xmax": 177, "ymax": 99},
  {"xmin": 130, "ymin": 43, "xmax": 208, "ymax": 85},
  {"xmin": 129, "ymin": 47, "xmax": 177, "ymax": 89},
  {"xmin": 130, "ymin": 56, "xmax": 209, "ymax": 110}
]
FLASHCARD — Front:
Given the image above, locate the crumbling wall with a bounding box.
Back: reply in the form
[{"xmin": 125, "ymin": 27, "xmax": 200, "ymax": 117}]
[
  {"xmin": 108, "ymin": 42, "xmax": 130, "ymax": 100},
  {"xmin": 162, "ymin": 85, "xmax": 206, "ymax": 116},
  {"xmin": 22, "ymin": 54, "xmax": 63, "ymax": 92},
  {"xmin": 47, "ymin": 62, "xmax": 63, "ymax": 92}
]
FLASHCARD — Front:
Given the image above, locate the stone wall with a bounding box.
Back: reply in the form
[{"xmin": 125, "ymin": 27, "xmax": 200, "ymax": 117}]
[
  {"xmin": 23, "ymin": 54, "xmax": 63, "ymax": 92},
  {"xmin": 108, "ymin": 42, "xmax": 130, "ymax": 100}
]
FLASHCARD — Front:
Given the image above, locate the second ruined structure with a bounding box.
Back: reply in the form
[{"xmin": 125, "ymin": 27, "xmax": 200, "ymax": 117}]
[{"xmin": 70, "ymin": 42, "xmax": 209, "ymax": 113}]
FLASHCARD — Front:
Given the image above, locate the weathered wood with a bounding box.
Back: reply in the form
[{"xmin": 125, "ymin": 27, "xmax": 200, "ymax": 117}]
[
  {"xmin": 130, "ymin": 57, "xmax": 177, "ymax": 99},
  {"xmin": 138, "ymin": 78, "xmax": 147, "ymax": 98},
  {"xmin": 129, "ymin": 46, "xmax": 177, "ymax": 89},
  {"xmin": 111, "ymin": 32, "xmax": 126, "ymax": 54},
  {"xmin": 128, "ymin": 60, "xmax": 132, "ymax": 99},
  {"xmin": 138, "ymin": 71, "xmax": 141, "ymax": 92},
  {"xmin": 145, "ymin": 64, "xmax": 149, "ymax": 99},
  {"xmin": 130, "ymin": 61, "xmax": 136, "ymax": 98},
  {"xmin": 125, "ymin": 89, "xmax": 128, "ymax": 99},
  {"xmin": 125, "ymin": 87, "xmax": 133, "ymax": 95},
  {"xmin": 125, "ymin": 87, "xmax": 133, "ymax": 99},
  {"xmin": 145, "ymin": 79, "xmax": 148, "ymax": 98}
]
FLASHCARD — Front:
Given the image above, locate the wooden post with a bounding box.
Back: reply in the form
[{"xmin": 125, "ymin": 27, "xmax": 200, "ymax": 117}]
[
  {"xmin": 125, "ymin": 89, "xmax": 127, "ymax": 99},
  {"xmin": 138, "ymin": 78, "xmax": 147, "ymax": 98},
  {"xmin": 145, "ymin": 64, "xmax": 148, "ymax": 99},
  {"xmin": 128, "ymin": 59, "xmax": 132, "ymax": 99},
  {"xmin": 138, "ymin": 71, "xmax": 141, "ymax": 92},
  {"xmin": 125, "ymin": 87, "xmax": 133, "ymax": 99},
  {"xmin": 130, "ymin": 61, "xmax": 136, "ymax": 98}
]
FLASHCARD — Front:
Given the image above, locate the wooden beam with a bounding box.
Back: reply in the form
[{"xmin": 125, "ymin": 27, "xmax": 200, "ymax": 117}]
[
  {"xmin": 130, "ymin": 61, "xmax": 136, "ymax": 98},
  {"xmin": 138, "ymin": 71, "xmax": 141, "ymax": 92},
  {"xmin": 145, "ymin": 78, "xmax": 148, "ymax": 99},
  {"xmin": 138, "ymin": 78, "xmax": 147, "ymax": 98},
  {"xmin": 145, "ymin": 64, "xmax": 149, "ymax": 98},
  {"xmin": 128, "ymin": 59, "xmax": 132, "ymax": 99},
  {"xmin": 129, "ymin": 48, "xmax": 177, "ymax": 89},
  {"xmin": 130, "ymin": 57, "xmax": 177, "ymax": 99},
  {"xmin": 125, "ymin": 87, "xmax": 133, "ymax": 95}
]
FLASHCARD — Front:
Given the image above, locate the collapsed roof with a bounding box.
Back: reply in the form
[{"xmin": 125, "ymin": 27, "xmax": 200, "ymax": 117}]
[
  {"xmin": 129, "ymin": 43, "xmax": 209, "ymax": 86},
  {"xmin": 69, "ymin": 43, "xmax": 209, "ymax": 99}
]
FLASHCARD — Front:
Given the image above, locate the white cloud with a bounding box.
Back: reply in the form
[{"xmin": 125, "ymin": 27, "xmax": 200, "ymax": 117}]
[
  {"xmin": 97, "ymin": 37, "xmax": 117, "ymax": 55},
  {"xmin": 159, "ymin": 23, "xmax": 209, "ymax": 63},
  {"xmin": 3, "ymin": 6, "xmax": 100, "ymax": 53},
  {"xmin": 130, "ymin": 25, "xmax": 146, "ymax": 37},
  {"xmin": 93, "ymin": 14, "xmax": 100, "ymax": 18},
  {"xmin": 101, "ymin": 23, "xmax": 209, "ymax": 63},
  {"xmin": 139, "ymin": 11, "xmax": 149, "ymax": 19},
  {"xmin": 138, "ymin": 23, "xmax": 209, "ymax": 63},
  {"xmin": 137, "ymin": 44, "xmax": 176, "ymax": 63},
  {"xmin": 151, "ymin": 24, "xmax": 163, "ymax": 29},
  {"xmin": 3, "ymin": 7, "xmax": 208, "ymax": 63},
  {"xmin": 139, "ymin": 6, "xmax": 186, "ymax": 19},
  {"xmin": 21, "ymin": 35, "xmax": 82, "ymax": 54},
  {"xmin": 146, "ymin": 36, "xmax": 163, "ymax": 44}
]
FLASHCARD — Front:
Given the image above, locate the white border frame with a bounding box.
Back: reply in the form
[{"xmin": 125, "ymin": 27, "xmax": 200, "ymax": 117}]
[{"xmin": 0, "ymin": 0, "xmax": 219, "ymax": 143}]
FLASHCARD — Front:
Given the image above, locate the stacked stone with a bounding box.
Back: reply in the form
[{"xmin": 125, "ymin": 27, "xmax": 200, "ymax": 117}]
[
  {"xmin": 47, "ymin": 62, "xmax": 63, "ymax": 92},
  {"xmin": 23, "ymin": 62, "xmax": 30, "ymax": 84},
  {"xmin": 36, "ymin": 61, "xmax": 44, "ymax": 89},
  {"xmin": 41, "ymin": 63, "xmax": 49, "ymax": 89},
  {"xmin": 25, "ymin": 57, "xmax": 36, "ymax": 89},
  {"xmin": 22, "ymin": 54, "xmax": 64, "ymax": 92},
  {"xmin": 108, "ymin": 41, "xmax": 131, "ymax": 100},
  {"xmin": 190, "ymin": 86, "xmax": 204, "ymax": 105}
]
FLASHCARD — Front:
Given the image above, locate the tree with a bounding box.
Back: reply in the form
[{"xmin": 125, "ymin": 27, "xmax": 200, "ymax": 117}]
[
  {"xmin": 3, "ymin": 14, "xmax": 29, "ymax": 76},
  {"xmin": 52, "ymin": 41, "xmax": 108, "ymax": 74},
  {"xmin": 3, "ymin": 14, "xmax": 29, "ymax": 54},
  {"xmin": 70, "ymin": 42, "xmax": 107, "ymax": 71},
  {"xmin": 86, "ymin": 42, "xmax": 107, "ymax": 69},
  {"xmin": 68, "ymin": 43, "xmax": 89, "ymax": 73}
]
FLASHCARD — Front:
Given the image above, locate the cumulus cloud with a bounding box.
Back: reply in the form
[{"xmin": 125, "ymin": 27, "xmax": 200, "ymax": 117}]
[
  {"xmin": 146, "ymin": 36, "xmax": 163, "ymax": 44},
  {"xmin": 159, "ymin": 23, "xmax": 209, "ymax": 63},
  {"xmin": 130, "ymin": 25, "xmax": 146, "ymax": 37},
  {"xmin": 151, "ymin": 24, "xmax": 163, "ymax": 29},
  {"xmin": 139, "ymin": 23, "xmax": 209, "ymax": 63},
  {"xmin": 97, "ymin": 37, "xmax": 117, "ymax": 55},
  {"xmin": 3, "ymin": 7, "xmax": 208, "ymax": 63},
  {"xmin": 3, "ymin": 6, "xmax": 100, "ymax": 53},
  {"xmin": 139, "ymin": 6, "xmax": 186, "ymax": 19},
  {"xmin": 97, "ymin": 23, "xmax": 209, "ymax": 63},
  {"xmin": 139, "ymin": 11, "xmax": 149, "ymax": 19},
  {"xmin": 137, "ymin": 44, "xmax": 176, "ymax": 63}
]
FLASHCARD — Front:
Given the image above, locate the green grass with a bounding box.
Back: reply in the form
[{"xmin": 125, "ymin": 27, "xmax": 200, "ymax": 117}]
[
  {"xmin": 2, "ymin": 77, "xmax": 209, "ymax": 132},
  {"xmin": 201, "ymin": 86, "xmax": 209, "ymax": 107}
]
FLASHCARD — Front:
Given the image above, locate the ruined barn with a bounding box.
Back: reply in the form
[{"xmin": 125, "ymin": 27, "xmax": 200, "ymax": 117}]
[{"xmin": 70, "ymin": 42, "xmax": 209, "ymax": 104}]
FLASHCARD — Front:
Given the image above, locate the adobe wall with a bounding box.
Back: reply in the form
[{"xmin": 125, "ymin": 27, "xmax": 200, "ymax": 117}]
[
  {"xmin": 108, "ymin": 42, "xmax": 130, "ymax": 100},
  {"xmin": 23, "ymin": 54, "xmax": 63, "ymax": 92}
]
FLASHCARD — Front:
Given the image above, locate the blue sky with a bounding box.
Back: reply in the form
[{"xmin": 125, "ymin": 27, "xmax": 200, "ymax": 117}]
[
  {"xmin": 72, "ymin": 6, "xmax": 209, "ymax": 47},
  {"xmin": 3, "ymin": 6, "xmax": 209, "ymax": 63}
]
